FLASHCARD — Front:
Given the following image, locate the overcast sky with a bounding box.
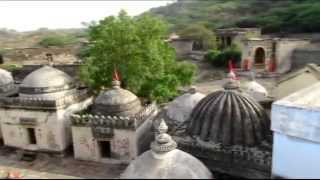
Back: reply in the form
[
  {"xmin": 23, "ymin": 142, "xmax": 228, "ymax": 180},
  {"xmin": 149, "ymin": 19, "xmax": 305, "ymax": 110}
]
[{"xmin": 0, "ymin": 1, "xmax": 173, "ymax": 32}]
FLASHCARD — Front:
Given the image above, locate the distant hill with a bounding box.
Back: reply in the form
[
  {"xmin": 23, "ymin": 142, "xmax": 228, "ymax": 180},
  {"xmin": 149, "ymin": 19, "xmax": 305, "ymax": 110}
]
[
  {"xmin": 148, "ymin": 0, "xmax": 320, "ymax": 34},
  {"xmin": 0, "ymin": 28, "xmax": 87, "ymax": 49}
]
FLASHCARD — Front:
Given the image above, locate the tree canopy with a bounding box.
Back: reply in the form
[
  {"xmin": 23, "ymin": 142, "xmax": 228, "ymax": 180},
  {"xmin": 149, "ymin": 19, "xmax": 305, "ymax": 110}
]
[{"xmin": 80, "ymin": 10, "xmax": 196, "ymax": 103}]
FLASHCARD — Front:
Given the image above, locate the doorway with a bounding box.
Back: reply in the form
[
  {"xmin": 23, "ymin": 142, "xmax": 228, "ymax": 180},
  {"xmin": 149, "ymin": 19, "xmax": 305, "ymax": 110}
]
[
  {"xmin": 0, "ymin": 54, "xmax": 3, "ymax": 64},
  {"xmin": 254, "ymin": 47, "xmax": 266, "ymax": 69},
  {"xmin": 27, "ymin": 128, "xmax": 37, "ymax": 145},
  {"xmin": 99, "ymin": 141, "xmax": 111, "ymax": 158}
]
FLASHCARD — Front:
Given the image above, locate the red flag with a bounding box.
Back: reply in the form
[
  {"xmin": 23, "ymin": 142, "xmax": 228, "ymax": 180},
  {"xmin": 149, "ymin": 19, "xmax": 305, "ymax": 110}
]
[
  {"xmin": 113, "ymin": 68, "xmax": 120, "ymax": 81},
  {"xmin": 228, "ymin": 60, "xmax": 239, "ymax": 80}
]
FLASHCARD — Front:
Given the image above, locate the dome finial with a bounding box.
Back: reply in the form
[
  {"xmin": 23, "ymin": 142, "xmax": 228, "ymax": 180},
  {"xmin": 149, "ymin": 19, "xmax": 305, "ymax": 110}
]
[
  {"xmin": 46, "ymin": 53, "xmax": 54, "ymax": 66},
  {"xmin": 151, "ymin": 119, "xmax": 177, "ymax": 153}
]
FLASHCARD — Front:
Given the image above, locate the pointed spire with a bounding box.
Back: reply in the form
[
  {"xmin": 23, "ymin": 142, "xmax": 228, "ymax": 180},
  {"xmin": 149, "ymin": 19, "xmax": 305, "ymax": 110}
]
[{"xmin": 151, "ymin": 119, "xmax": 177, "ymax": 153}]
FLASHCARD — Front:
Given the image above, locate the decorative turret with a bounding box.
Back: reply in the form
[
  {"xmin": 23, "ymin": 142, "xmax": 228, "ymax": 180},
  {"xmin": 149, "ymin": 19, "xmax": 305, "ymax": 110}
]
[{"xmin": 120, "ymin": 119, "xmax": 213, "ymax": 179}]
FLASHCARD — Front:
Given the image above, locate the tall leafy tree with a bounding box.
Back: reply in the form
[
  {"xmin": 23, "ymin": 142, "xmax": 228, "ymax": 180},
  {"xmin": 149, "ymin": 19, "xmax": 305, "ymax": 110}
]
[{"xmin": 81, "ymin": 10, "xmax": 196, "ymax": 103}]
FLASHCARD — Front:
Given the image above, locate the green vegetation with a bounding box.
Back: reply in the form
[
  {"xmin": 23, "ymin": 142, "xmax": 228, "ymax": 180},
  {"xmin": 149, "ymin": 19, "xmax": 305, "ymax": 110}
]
[
  {"xmin": 205, "ymin": 44, "xmax": 241, "ymax": 68},
  {"xmin": 38, "ymin": 35, "xmax": 79, "ymax": 47},
  {"xmin": 81, "ymin": 10, "xmax": 196, "ymax": 103},
  {"xmin": 149, "ymin": 0, "xmax": 320, "ymax": 33}
]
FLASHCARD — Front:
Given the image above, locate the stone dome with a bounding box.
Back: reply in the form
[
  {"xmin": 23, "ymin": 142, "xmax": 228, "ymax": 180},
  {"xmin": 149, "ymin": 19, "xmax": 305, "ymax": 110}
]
[
  {"xmin": 19, "ymin": 65, "xmax": 75, "ymax": 99},
  {"xmin": 0, "ymin": 68, "xmax": 15, "ymax": 95},
  {"xmin": 243, "ymin": 81, "xmax": 268, "ymax": 101},
  {"xmin": 187, "ymin": 79, "xmax": 271, "ymax": 147},
  {"xmin": 166, "ymin": 87, "xmax": 205, "ymax": 124},
  {"xmin": 93, "ymin": 80, "xmax": 142, "ymax": 116},
  {"xmin": 121, "ymin": 120, "xmax": 213, "ymax": 179}
]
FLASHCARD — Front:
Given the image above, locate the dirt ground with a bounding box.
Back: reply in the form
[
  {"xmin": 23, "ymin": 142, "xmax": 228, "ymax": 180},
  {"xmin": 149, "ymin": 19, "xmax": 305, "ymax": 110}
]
[{"xmin": 0, "ymin": 146, "xmax": 126, "ymax": 179}]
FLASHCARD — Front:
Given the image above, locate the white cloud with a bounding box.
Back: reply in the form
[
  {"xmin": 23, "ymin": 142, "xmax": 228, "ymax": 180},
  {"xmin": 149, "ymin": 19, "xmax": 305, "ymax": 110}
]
[{"xmin": 0, "ymin": 1, "xmax": 172, "ymax": 32}]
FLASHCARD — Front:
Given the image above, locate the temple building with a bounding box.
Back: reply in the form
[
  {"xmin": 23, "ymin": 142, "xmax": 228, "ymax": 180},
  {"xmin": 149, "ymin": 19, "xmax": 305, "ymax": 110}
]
[
  {"xmin": 120, "ymin": 119, "xmax": 213, "ymax": 179},
  {"xmin": 0, "ymin": 68, "xmax": 18, "ymax": 141},
  {"xmin": 0, "ymin": 64, "xmax": 91, "ymax": 154},
  {"xmin": 271, "ymin": 82, "xmax": 320, "ymax": 179},
  {"xmin": 172, "ymin": 77, "xmax": 273, "ymax": 178},
  {"xmin": 70, "ymin": 79, "xmax": 158, "ymax": 163}
]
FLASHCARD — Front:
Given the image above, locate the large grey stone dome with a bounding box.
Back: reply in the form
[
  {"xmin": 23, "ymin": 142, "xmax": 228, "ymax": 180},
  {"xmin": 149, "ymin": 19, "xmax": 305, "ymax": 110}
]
[
  {"xmin": 121, "ymin": 120, "xmax": 213, "ymax": 179},
  {"xmin": 20, "ymin": 65, "xmax": 75, "ymax": 95},
  {"xmin": 93, "ymin": 80, "xmax": 142, "ymax": 116},
  {"xmin": 187, "ymin": 79, "xmax": 271, "ymax": 147},
  {"xmin": 0, "ymin": 68, "xmax": 15, "ymax": 96}
]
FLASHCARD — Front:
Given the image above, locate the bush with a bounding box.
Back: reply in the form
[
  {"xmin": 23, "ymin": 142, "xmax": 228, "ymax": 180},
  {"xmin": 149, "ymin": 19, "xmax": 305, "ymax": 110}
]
[
  {"xmin": 39, "ymin": 35, "xmax": 79, "ymax": 47},
  {"xmin": 205, "ymin": 45, "xmax": 241, "ymax": 68}
]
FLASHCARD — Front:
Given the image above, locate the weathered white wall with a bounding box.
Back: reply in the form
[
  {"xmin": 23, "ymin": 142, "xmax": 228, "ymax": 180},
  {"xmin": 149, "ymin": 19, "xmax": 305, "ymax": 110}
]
[
  {"xmin": 72, "ymin": 126, "xmax": 137, "ymax": 163},
  {"xmin": 272, "ymin": 82, "xmax": 320, "ymax": 178},
  {"xmin": 272, "ymin": 133, "xmax": 320, "ymax": 179},
  {"xmin": 0, "ymin": 98, "xmax": 91, "ymax": 152},
  {"xmin": 275, "ymin": 40, "xmax": 310, "ymax": 73},
  {"xmin": 0, "ymin": 109, "xmax": 66, "ymax": 152}
]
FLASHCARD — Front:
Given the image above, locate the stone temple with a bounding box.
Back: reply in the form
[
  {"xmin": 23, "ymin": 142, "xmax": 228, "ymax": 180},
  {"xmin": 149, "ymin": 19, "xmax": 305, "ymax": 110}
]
[
  {"xmin": 0, "ymin": 64, "xmax": 90, "ymax": 154},
  {"xmin": 70, "ymin": 79, "xmax": 158, "ymax": 163}
]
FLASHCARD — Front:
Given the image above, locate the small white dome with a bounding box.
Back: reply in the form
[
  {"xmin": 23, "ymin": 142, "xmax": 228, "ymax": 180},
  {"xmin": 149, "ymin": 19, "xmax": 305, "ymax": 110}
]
[
  {"xmin": 19, "ymin": 65, "xmax": 76, "ymax": 99},
  {"xmin": 121, "ymin": 120, "xmax": 213, "ymax": 179},
  {"xmin": 166, "ymin": 89, "xmax": 205, "ymax": 123},
  {"xmin": 93, "ymin": 80, "xmax": 142, "ymax": 116},
  {"xmin": 244, "ymin": 81, "xmax": 268, "ymax": 101}
]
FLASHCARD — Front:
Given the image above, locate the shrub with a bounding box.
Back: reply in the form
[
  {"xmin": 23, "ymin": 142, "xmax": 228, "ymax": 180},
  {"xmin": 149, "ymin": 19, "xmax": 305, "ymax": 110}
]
[
  {"xmin": 205, "ymin": 45, "xmax": 241, "ymax": 68},
  {"xmin": 39, "ymin": 35, "xmax": 79, "ymax": 47}
]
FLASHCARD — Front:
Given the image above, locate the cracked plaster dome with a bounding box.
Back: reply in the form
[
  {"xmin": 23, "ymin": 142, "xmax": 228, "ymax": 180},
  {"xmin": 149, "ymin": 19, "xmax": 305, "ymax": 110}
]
[
  {"xmin": 187, "ymin": 79, "xmax": 271, "ymax": 147},
  {"xmin": 166, "ymin": 87, "xmax": 205, "ymax": 123},
  {"xmin": 0, "ymin": 68, "xmax": 15, "ymax": 95},
  {"xmin": 93, "ymin": 80, "xmax": 142, "ymax": 116},
  {"xmin": 121, "ymin": 120, "xmax": 213, "ymax": 179},
  {"xmin": 19, "ymin": 65, "xmax": 75, "ymax": 98}
]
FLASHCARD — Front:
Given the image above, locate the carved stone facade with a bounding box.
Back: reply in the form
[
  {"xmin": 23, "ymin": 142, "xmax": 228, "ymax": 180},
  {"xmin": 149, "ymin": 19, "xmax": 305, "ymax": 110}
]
[{"xmin": 241, "ymin": 37, "xmax": 310, "ymax": 73}]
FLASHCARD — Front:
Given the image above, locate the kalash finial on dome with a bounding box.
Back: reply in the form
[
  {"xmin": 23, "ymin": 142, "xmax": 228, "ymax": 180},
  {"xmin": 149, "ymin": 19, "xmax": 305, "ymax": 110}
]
[
  {"xmin": 112, "ymin": 67, "xmax": 121, "ymax": 89},
  {"xmin": 151, "ymin": 119, "xmax": 177, "ymax": 154},
  {"xmin": 223, "ymin": 60, "xmax": 240, "ymax": 90}
]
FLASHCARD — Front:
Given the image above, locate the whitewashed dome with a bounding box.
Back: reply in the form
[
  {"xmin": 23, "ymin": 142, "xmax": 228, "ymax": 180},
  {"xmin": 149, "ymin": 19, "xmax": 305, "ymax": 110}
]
[
  {"xmin": 19, "ymin": 65, "xmax": 76, "ymax": 99},
  {"xmin": 0, "ymin": 68, "xmax": 15, "ymax": 95},
  {"xmin": 244, "ymin": 81, "xmax": 268, "ymax": 101},
  {"xmin": 121, "ymin": 120, "xmax": 213, "ymax": 179},
  {"xmin": 166, "ymin": 87, "xmax": 205, "ymax": 124},
  {"xmin": 93, "ymin": 80, "xmax": 142, "ymax": 116}
]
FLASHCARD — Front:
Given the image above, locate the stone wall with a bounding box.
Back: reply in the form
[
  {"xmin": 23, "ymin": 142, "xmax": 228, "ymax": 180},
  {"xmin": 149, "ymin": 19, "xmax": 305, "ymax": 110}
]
[
  {"xmin": 169, "ymin": 39, "xmax": 194, "ymax": 58},
  {"xmin": 275, "ymin": 39, "xmax": 310, "ymax": 73}
]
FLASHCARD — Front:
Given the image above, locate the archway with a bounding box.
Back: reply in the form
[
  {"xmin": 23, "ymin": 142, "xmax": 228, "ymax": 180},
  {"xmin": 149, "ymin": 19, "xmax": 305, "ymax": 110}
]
[
  {"xmin": 254, "ymin": 47, "xmax": 265, "ymax": 69},
  {"xmin": 192, "ymin": 41, "xmax": 203, "ymax": 51}
]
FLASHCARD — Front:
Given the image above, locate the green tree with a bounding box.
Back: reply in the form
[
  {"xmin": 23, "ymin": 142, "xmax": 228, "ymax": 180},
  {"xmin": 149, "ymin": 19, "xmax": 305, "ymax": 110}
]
[
  {"xmin": 81, "ymin": 10, "xmax": 196, "ymax": 103},
  {"xmin": 39, "ymin": 35, "xmax": 79, "ymax": 47}
]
